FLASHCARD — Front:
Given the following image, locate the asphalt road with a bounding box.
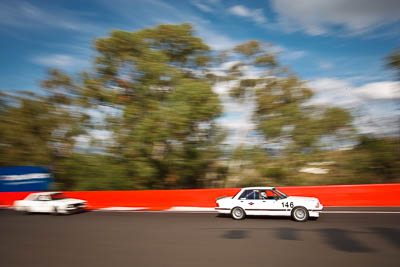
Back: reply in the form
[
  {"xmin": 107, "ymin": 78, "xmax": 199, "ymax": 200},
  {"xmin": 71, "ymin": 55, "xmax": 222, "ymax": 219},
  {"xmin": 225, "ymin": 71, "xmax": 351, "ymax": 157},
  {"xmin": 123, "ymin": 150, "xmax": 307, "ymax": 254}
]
[{"xmin": 1, "ymin": 209, "xmax": 399, "ymax": 267}]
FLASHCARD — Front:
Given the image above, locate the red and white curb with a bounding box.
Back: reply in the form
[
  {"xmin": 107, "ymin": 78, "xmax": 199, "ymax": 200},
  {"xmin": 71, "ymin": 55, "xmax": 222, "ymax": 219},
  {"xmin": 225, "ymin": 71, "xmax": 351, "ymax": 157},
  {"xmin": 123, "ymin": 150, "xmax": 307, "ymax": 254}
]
[
  {"xmin": 93, "ymin": 207, "xmax": 400, "ymax": 214},
  {"xmin": 94, "ymin": 207, "xmax": 216, "ymax": 213},
  {"xmin": 95, "ymin": 207, "xmax": 148, "ymax": 211}
]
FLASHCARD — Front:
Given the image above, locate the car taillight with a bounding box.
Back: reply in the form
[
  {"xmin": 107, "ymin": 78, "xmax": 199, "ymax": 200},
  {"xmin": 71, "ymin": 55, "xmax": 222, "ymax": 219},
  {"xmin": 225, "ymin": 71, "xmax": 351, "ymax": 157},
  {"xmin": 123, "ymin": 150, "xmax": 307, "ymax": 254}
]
[
  {"xmin": 216, "ymin": 202, "xmax": 219, "ymax": 207},
  {"xmin": 315, "ymin": 202, "xmax": 320, "ymax": 208}
]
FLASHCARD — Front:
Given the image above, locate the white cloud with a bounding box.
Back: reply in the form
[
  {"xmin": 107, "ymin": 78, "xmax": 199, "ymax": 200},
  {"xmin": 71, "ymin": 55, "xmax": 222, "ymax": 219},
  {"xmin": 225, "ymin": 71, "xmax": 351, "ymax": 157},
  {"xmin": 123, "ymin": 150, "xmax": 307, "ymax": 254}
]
[
  {"xmin": 307, "ymin": 78, "xmax": 400, "ymax": 107},
  {"xmin": 0, "ymin": 1, "xmax": 99, "ymax": 33},
  {"xmin": 308, "ymin": 78, "xmax": 400, "ymax": 135},
  {"xmin": 355, "ymin": 81, "xmax": 400, "ymax": 100},
  {"xmin": 319, "ymin": 61, "xmax": 334, "ymax": 70},
  {"xmin": 196, "ymin": 25, "xmax": 240, "ymax": 50},
  {"xmin": 213, "ymin": 81, "xmax": 260, "ymax": 146},
  {"xmin": 32, "ymin": 54, "xmax": 87, "ymax": 68},
  {"xmin": 281, "ymin": 50, "xmax": 306, "ymax": 61},
  {"xmin": 272, "ymin": 45, "xmax": 307, "ymax": 61},
  {"xmin": 271, "ymin": 0, "xmax": 400, "ymax": 36},
  {"xmin": 220, "ymin": 61, "xmax": 241, "ymax": 71},
  {"xmin": 191, "ymin": 1, "xmax": 213, "ymax": 13},
  {"xmin": 229, "ymin": 5, "xmax": 267, "ymax": 24},
  {"xmin": 216, "ymin": 76, "xmax": 399, "ymax": 144}
]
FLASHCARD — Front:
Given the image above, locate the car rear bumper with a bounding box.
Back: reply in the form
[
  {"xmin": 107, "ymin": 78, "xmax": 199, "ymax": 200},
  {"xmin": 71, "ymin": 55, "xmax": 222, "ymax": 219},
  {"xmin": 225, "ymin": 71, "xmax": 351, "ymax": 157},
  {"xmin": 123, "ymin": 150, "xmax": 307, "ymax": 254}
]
[{"xmin": 215, "ymin": 207, "xmax": 230, "ymax": 214}]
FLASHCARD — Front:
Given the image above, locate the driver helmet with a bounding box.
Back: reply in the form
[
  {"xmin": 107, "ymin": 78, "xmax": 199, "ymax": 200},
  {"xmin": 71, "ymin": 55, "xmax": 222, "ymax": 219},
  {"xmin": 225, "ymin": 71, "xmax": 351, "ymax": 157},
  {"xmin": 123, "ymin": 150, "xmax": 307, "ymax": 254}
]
[{"xmin": 260, "ymin": 191, "xmax": 267, "ymax": 199}]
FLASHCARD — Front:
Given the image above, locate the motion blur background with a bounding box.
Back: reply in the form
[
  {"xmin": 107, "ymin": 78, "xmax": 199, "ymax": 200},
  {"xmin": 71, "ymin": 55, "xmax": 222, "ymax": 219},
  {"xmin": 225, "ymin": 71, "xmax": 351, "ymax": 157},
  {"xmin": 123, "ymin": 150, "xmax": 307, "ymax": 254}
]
[{"xmin": 0, "ymin": 0, "xmax": 399, "ymax": 191}]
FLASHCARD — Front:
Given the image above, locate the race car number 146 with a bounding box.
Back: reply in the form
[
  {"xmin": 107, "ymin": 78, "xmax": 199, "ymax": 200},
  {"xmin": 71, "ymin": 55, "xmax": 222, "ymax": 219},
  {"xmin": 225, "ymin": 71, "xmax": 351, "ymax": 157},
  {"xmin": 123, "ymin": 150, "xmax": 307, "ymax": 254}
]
[{"xmin": 282, "ymin": 202, "xmax": 294, "ymax": 208}]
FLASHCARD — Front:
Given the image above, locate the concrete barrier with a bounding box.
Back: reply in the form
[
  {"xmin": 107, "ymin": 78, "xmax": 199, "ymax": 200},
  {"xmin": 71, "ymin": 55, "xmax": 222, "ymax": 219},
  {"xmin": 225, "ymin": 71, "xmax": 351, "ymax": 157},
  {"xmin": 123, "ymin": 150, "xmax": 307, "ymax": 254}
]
[{"xmin": 1, "ymin": 183, "xmax": 399, "ymax": 210}]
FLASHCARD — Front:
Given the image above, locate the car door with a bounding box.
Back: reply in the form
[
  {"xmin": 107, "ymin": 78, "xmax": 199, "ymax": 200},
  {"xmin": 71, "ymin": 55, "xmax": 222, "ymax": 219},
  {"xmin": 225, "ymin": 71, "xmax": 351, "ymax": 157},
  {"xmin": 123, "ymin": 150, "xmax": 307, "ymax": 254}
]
[
  {"xmin": 35, "ymin": 195, "xmax": 53, "ymax": 212},
  {"xmin": 237, "ymin": 190, "xmax": 265, "ymax": 215},
  {"xmin": 258, "ymin": 190, "xmax": 288, "ymax": 216}
]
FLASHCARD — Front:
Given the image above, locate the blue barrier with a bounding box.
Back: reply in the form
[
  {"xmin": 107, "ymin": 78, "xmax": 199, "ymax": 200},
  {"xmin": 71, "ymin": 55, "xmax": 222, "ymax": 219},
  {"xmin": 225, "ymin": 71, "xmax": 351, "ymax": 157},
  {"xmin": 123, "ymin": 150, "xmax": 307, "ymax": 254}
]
[{"xmin": 0, "ymin": 166, "xmax": 52, "ymax": 192}]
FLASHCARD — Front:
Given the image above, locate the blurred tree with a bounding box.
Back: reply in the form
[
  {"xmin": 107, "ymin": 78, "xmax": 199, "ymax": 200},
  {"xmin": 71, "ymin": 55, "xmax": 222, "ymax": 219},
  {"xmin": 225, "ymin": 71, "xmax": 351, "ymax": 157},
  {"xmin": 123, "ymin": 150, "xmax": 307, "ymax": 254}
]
[
  {"xmin": 220, "ymin": 40, "xmax": 354, "ymax": 154},
  {"xmin": 41, "ymin": 23, "xmax": 224, "ymax": 189},
  {"xmin": 346, "ymin": 136, "xmax": 400, "ymax": 183},
  {"xmin": 210, "ymin": 41, "xmax": 356, "ymax": 186},
  {"xmin": 387, "ymin": 48, "xmax": 400, "ymax": 80},
  {"xmin": 0, "ymin": 92, "xmax": 87, "ymax": 165},
  {"xmin": 4, "ymin": 25, "xmax": 397, "ymax": 190}
]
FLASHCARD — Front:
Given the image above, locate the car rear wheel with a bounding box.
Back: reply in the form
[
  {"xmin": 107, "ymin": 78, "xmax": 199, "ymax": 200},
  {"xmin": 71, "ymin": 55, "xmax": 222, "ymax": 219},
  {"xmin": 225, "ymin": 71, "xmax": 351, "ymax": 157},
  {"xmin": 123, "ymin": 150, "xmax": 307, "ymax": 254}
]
[
  {"xmin": 22, "ymin": 207, "xmax": 31, "ymax": 215},
  {"xmin": 231, "ymin": 207, "xmax": 246, "ymax": 220},
  {"xmin": 52, "ymin": 207, "xmax": 59, "ymax": 216},
  {"xmin": 291, "ymin": 207, "xmax": 309, "ymax": 222}
]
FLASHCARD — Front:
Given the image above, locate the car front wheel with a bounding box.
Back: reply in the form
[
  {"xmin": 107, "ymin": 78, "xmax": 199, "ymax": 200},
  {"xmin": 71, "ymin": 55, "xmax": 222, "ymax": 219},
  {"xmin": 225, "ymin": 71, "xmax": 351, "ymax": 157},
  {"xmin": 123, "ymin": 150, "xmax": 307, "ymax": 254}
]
[
  {"xmin": 291, "ymin": 207, "xmax": 309, "ymax": 222},
  {"xmin": 231, "ymin": 207, "xmax": 246, "ymax": 220}
]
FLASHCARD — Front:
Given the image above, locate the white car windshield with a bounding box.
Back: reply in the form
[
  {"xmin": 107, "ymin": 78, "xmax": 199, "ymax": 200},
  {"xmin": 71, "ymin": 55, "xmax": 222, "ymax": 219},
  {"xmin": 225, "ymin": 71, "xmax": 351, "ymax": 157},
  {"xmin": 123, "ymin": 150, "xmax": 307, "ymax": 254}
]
[{"xmin": 274, "ymin": 189, "xmax": 288, "ymax": 198}]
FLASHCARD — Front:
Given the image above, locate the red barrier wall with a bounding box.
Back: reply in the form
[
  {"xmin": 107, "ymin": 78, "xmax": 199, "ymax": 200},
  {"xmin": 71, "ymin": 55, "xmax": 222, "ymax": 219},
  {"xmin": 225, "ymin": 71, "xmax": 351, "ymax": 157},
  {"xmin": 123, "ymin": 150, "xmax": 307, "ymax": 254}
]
[{"xmin": 1, "ymin": 183, "xmax": 400, "ymax": 209}]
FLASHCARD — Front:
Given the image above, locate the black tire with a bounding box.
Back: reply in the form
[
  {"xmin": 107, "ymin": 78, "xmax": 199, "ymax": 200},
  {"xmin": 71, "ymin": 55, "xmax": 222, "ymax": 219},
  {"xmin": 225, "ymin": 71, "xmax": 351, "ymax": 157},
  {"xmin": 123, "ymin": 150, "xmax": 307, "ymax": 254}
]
[
  {"xmin": 52, "ymin": 207, "xmax": 59, "ymax": 216},
  {"xmin": 291, "ymin": 207, "xmax": 309, "ymax": 222},
  {"xmin": 231, "ymin": 207, "xmax": 246, "ymax": 220},
  {"xmin": 22, "ymin": 207, "xmax": 31, "ymax": 215}
]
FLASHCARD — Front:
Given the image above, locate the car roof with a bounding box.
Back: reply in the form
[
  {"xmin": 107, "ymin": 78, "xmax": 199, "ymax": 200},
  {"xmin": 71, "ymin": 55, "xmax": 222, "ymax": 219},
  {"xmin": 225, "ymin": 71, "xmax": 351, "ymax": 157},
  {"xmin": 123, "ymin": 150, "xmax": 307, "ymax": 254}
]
[
  {"xmin": 30, "ymin": 192, "xmax": 61, "ymax": 196},
  {"xmin": 241, "ymin": 187, "xmax": 276, "ymax": 190}
]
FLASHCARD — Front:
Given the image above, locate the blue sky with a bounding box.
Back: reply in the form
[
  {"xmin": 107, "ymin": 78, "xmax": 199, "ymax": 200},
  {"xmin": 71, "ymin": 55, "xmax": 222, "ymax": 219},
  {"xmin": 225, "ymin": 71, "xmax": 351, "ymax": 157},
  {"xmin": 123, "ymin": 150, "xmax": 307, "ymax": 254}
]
[{"xmin": 1, "ymin": 0, "xmax": 399, "ymax": 142}]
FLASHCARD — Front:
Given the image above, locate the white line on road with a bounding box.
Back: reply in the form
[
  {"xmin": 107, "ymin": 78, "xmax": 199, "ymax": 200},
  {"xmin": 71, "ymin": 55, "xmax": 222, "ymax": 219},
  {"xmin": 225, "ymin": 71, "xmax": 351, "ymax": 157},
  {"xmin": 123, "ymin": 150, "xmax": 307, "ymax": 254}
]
[{"xmin": 94, "ymin": 208, "xmax": 400, "ymax": 214}]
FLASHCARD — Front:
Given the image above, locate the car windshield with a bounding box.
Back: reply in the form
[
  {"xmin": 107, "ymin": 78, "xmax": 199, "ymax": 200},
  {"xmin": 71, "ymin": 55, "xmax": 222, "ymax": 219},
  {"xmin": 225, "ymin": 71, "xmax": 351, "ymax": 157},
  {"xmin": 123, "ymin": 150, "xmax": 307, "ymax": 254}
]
[
  {"xmin": 51, "ymin": 193, "xmax": 67, "ymax": 200},
  {"xmin": 273, "ymin": 189, "xmax": 288, "ymax": 199}
]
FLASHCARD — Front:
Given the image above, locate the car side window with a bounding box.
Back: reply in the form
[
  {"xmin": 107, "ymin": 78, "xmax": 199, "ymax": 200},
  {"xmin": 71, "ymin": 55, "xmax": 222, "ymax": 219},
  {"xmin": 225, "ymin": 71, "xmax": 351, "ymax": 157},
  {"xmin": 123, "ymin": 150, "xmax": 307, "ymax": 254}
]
[
  {"xmin": 239, "ymin": 190, "xmax": 251, "ymax": 199},
  {"xmin": 248, "ymin": 190, "xmax": 260, "ymax": 200},
  {"xmin": 38, "ymin": 195, "xmax": 50, "ymax": 201},
  {"xmin": 239, "ymin": 190, "xmax": 261, "ymax": 200},
  {"xmin": 27, "ymin": 195, "xmax": 38, "ymax": 201}
]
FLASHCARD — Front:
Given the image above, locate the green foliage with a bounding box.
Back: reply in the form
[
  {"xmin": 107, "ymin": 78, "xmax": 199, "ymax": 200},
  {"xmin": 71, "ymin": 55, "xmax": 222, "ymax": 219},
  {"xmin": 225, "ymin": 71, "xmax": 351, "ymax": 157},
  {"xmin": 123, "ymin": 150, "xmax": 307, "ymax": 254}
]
[
  {"xmin": 0, "ymin": 92, "xmax": 87, "ymax": 168},
  {"xmin": 220, "ymin": 41, "xmax": 354, "ymax": 153},
  {"xmin": 347, "ymin": 136, "xmax": 400, "ymax": 182},
  {"xmin": 47, "ymin": 23, "xmax": 222, "ymax": 189},
  {"xmin": 55, "ymin": 154, "xmax": 132, "ymax": 190},
  {"xmin": 386, "ymin": 48, "xmax": 400, "ymax": 80},
  {"xmin": 234, "ymin": 40, "xmax": 262, "ymax": 56},
  {"xmin": 261, "ymin": 167, "xmax": 286, "ymax": 182}
]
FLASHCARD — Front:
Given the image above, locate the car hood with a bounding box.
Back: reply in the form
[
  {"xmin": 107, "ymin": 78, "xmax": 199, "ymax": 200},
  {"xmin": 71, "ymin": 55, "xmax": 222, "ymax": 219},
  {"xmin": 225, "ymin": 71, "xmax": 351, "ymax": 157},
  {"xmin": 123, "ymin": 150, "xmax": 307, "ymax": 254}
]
[
  {"xmin": 53, "ymin": 198, "xmax": 86, "ymax": 205},
  {"xmin": 285, "ymin": 196, "xmax": 319, "ymax": 202}
]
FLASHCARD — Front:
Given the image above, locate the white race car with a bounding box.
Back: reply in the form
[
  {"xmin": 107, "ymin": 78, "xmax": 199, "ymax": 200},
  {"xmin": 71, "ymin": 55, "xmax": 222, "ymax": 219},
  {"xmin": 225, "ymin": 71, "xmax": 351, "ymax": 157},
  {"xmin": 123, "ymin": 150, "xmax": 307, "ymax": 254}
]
[
  {"xmin": 14, "ymin": 192, "xmax": 87, "ymax": 215},
  {"xmin": 215, "ymin": 187, "xmax": 323, "ymax": 222}
]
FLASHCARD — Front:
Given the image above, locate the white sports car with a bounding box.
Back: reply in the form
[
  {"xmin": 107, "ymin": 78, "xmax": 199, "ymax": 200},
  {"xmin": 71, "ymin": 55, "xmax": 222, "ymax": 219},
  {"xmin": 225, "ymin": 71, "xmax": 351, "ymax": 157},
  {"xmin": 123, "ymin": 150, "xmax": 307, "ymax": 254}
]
[
  {"xmin": 14, "ymin": 192, "xmax": 87, "ymax": 215},
  {"xmin": 215, "ymin": 187, "xmax": 323, "ymax": 222}
]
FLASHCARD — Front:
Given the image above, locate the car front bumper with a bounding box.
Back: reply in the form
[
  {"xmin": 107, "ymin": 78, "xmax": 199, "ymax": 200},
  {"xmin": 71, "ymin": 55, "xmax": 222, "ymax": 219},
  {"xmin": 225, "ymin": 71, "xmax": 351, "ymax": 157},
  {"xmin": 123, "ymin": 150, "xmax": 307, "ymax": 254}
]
[
  {"xmin": 64, "ymin": 206, "xmax": 86, "ymax": 214},
  {"xmin": 308, "ymin": 204, "xmax": 324, "ymax": 217}
]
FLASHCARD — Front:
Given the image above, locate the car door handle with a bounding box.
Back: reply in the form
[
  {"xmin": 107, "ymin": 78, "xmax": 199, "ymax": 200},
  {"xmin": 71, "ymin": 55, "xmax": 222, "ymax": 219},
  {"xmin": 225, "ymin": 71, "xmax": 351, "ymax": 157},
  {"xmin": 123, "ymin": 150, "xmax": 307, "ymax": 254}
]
[{"xmin": 262, "ymin": 201, "xmax": 266, "ymax": 202}]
